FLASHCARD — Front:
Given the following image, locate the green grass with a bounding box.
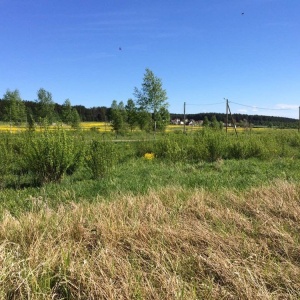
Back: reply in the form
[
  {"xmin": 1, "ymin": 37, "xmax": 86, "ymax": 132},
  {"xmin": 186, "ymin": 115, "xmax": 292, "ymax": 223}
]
[
  {"xmin": 1, "ymin": 128, "xmax": 300, "ymax": 298},
  {"xmin": 1, "ymin": 157, "xmax": 300, "ymax": 218},
  {"xmin": 1, "ymin": 181, "xmax": 300, "ymax": 299}
]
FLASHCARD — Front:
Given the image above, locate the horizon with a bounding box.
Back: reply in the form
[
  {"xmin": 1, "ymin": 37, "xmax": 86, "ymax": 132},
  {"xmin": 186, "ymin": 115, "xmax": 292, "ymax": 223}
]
[{"xmin": 0, "ymin": 96, "xmax": 298, "ymax": 121}]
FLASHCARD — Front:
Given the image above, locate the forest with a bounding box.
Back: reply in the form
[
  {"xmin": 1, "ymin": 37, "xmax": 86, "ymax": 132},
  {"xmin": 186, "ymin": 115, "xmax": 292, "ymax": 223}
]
[{"xmin": 0, "ymin": 97, "xmax": 298, "ymax": 128}]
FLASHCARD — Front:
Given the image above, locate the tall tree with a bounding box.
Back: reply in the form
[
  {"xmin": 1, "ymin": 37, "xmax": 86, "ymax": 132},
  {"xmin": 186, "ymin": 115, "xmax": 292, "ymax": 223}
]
[
  {"xmin": 3, "ymin": 89, "xmax": 26, "ymax": 125},
  {"xmin": 125, "ymin": 99, "xmax": 137, "ymax": 132},
  {"xmin": 134, "ymin": 68, "xmax": 169, "ymax": 131},
  {"xmin": 70, "ymin": 108, "xmax": 81, "ymax": 129},
  {"xmin": 61, "ymin": 99, "xmax": 73, "ymax": 124},
  {"xmin": 36, "ymin": 88, "xmax": 55, "ymax": 124},
  {"xmin": 110, "ymin": 100, "xmax": 127, "ymax": 134},
  {"xmin": 155, "ymin": 106, "xmax": 170, "ymax": 131},
  {"xmin": 136, "ymin": 110, "xmax": 152, "ymax": 132},
  {"xmin": 210, "ymin": 115, "xmax": 219, "ymax": 129},
  {"xmin": 203, "ymin": 116, "xmax": 210, "ymax": 127}
]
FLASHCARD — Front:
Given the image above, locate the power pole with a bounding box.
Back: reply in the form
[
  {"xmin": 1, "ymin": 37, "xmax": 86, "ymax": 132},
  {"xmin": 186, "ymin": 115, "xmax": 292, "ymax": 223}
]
[
  {"xmin": 298, "ymin": 106, "xmax": 300, "ymax": 133},
  {"xmin": 183, "ymin": 101, "xmax": 186, "ymax": 133},
  {"xmin": 227, "ymin": 101, "xmax": 238, "ymax": 137},
  {"xmin": 224, "ymin": 98, "xmax": 228, "ymax": 134}
]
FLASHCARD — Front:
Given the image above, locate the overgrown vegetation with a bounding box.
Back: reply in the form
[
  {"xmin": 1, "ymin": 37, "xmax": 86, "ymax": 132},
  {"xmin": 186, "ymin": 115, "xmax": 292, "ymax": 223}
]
[
  {"xmin": 1, "ymin": 127, "xmax": 300, "ymax": 189},
  {"xmin": 1, "ymin": 182, "xmax": 300, "ymax": 299},
  {"xmin": 1, "ymin": 127, "xmax": 300, "ymax": 298}
]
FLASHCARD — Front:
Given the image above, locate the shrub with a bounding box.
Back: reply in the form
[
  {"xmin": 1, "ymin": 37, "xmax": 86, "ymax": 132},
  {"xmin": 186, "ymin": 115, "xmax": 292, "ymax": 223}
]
[
  {"xmin": 134, "ymin": 140, "xmax": 156, "ymax": 158},
  {"xmin": 154, "ymin": 135, "xmax": 188, "ymax": 162},
  {"xmin": 226, "ymin": 140, "xmax": 246, "ymax": 159},
  {"xmin": 22, "ymin": 129, "xmax": 83, "ymax": 185},
  {"xmin": 201, "ymin": 129, "xmax": 227, "ymax": 162},
  {"xmin": 85, "ymin": 140, "xmax": 119, "ymax": 179}
]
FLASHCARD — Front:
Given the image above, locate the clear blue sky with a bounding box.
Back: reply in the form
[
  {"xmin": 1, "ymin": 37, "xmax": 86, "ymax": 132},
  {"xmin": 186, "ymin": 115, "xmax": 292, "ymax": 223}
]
[{"xmin": 1, "ymin": 0, "xmax": 299, "ymax": 118}]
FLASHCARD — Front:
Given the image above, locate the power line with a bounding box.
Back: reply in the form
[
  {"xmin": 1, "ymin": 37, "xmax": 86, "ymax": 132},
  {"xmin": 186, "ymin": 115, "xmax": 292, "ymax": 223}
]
[
  {"xmin": 186, "ymin": 101, "xmax": 225, "ymax": 106},
  {"xmin": 229, "ymin": 101, "xmax": 297, "ymax": 111}
]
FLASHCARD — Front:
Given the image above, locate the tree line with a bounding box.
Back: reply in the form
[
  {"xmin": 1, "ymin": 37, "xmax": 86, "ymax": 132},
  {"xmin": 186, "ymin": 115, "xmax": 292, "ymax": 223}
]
[
  {"xmin": 0, "ymin": 68, "xmax": 171, "ymax": 132},
  {"xmin": 0, "ymin": 89, "xmax": 81, "ymax": 128},
  {"xmin": 172, "ymin": 112, "xmax": 299, "ymax": 129},
  {"xmin": 1, "ymin": 67, "xmax": 298, "ymax": 130}
]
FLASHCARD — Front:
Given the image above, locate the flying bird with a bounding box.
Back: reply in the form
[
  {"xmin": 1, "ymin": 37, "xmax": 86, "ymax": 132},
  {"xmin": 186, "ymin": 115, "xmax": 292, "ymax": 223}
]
[
  {"xmin": 119, "ymin": 47, "xmax": 122, "ymax": 51},
  {"xmin": 241, "ymin": 12, "xmax": 244, "ymax": 15}
]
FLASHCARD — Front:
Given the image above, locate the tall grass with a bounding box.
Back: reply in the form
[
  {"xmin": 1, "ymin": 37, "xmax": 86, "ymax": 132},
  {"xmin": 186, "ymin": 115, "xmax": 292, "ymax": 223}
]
[
  {"xmin": 1, "ymin": 128, "xmax": 300, "ymax": 298},
  {"xmin": 21, "ymin": 129, "xmax": 83, "ymax": 185},
  {"xmin": 1, "ymin": 181, "xmax": 300, "ymax": 299},
  {"xmin": 1, "ymin": 128, "xmax": 300, "ymax": 191}
]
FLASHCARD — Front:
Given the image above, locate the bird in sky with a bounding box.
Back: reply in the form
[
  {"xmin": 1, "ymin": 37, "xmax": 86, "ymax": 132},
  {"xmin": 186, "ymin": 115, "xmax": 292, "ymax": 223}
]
[
  {"xmin": 119, "ymin": 47, "xmax": 122, "ymax": 51},
  {"xmin": 241, "ymin": 12, "xmax": 244, "ymax": 15}
]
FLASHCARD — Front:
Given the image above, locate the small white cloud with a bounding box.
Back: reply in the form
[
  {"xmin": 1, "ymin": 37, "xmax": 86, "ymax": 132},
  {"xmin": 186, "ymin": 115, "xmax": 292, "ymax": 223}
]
[{"xmin": 275, "ymin": 104, "xmax": 298, "ymax": 110}]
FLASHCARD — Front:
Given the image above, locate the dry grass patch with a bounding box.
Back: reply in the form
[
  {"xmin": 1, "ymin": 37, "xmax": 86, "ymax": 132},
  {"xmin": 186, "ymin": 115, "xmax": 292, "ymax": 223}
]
[{"xmin": 1, "ymin": 181, "xmax": 300, "ymax": 299}]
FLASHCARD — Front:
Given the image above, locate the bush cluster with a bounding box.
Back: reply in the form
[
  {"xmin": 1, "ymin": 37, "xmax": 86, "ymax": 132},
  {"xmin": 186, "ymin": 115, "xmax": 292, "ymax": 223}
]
[
  {"xmin": 135, "ymin": 129, "xmax": 300, "ymax": 163},
  {"xmin": 1, "ymin": 128, "xmax": 300, "ymax": 188}
]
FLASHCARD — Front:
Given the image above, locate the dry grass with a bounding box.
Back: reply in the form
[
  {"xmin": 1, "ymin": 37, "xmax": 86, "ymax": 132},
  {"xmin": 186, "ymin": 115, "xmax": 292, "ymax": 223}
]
[{"xmin": 1, "ymin": 180, "xmax": 300, "ymax": 299}]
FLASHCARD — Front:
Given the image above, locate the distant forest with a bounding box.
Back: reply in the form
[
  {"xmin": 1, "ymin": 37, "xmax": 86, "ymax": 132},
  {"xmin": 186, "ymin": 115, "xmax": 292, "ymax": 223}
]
[
  {"xmin": 0, "ymin": 99, "xmax": 298, "ymax": 128},
  {"xmin": 171, "ymin": 112, "xmax": 299, "ymax": 128}
]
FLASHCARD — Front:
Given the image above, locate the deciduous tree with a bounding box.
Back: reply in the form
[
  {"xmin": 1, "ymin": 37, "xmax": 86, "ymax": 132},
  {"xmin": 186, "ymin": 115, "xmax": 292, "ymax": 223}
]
[
  {"xmin": 3, "ymin": 89, "xmax": 26, "ymax": 125},
  {"xmin": 110, "ymin": 100, "xmax": 127, "ymax": 134},
  {"xmin": 36, "ymin": 88, "xmax": 55, "ymax": 124},
  {"xmin": 134, "ymin": 68, "xmax": 169, "ymax": 131},
  {"xmin": 125, "ymin": 99, "xmax": 137, "ymax": 132}
]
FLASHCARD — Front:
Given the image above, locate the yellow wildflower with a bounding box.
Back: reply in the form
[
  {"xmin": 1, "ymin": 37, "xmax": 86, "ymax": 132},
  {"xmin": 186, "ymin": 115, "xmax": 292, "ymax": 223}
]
[{"xmin": 144, "ymin": 152, "xmax": 155, "ymax": 160}]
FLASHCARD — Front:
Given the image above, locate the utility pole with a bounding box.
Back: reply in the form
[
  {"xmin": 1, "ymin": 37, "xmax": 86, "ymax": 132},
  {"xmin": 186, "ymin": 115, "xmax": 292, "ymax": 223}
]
[
  {"xmin": 183, "ymin": 101, "xmax": 186, "ymax": 133},
  {"xmin": 298, "ymin": 106, "xmax": 300, "ymax": 133},
  {"xmin": 227, "ymin": 101, "xmax": 238, "ymax": 137},
  {"xmin": 224, "ymin": 98, "xmax": 228, "ymax": 134},
  {"xmin": 10, "ymin": 105, "xmax": 12, "ymax": 133}
]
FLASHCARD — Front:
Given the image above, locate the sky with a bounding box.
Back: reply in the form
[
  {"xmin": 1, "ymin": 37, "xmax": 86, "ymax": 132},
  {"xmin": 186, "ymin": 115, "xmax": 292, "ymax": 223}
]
[{"xmin": 1, "ymin": 0, "xmax": 299, "ymax": 118}]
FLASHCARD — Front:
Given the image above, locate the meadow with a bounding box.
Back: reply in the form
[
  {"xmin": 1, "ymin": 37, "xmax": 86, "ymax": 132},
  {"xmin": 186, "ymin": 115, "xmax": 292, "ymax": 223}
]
[{"xmin": 0, "ymin": 124, "xmax": 300, "ymax": 299}]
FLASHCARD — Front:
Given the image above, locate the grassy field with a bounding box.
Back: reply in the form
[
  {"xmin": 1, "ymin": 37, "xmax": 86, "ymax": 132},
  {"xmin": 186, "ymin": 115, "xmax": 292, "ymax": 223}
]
[
  {"xmin": 1, "ymin": 127, "xmax": 300, "ymax": 299},
  {"xmin": 0, "ymin": 121, "xmax": 273, "ymax": 133}
]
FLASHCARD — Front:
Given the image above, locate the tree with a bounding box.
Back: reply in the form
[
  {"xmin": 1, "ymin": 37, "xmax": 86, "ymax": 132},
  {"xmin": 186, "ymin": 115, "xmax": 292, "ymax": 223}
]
[
  {"xmin": 36, "ymin": 88, "xmax": 55, "ymax": 124},
  {"xmin": 155, "ymin": 106, "xmax": 170, "ymax": 131},
  {"xmin": 3, "ymin": 89, "xmax": 26, "ymax": 125},
  {"xmin": 27, "ymin": 113, "xmax": 36, "ymax": 131},
  {"xmin": 135, "ymin": 110, "xmax": 151, "ymax": 132},
  {"xmin": 125, "ymin": 99, "xmax": 137, "ymax": 132},
  {"xmin": 110, "ymin": 100, "xmax": 127, "ymax": 134},
  {"xmin": 210, "ymin": 115, "xmax": 219, "ymax": 129},
  {"xmin": 70, "ymin": 108, "xmax": 81, "ymax": 129},
  {"xmin": 219, "ymin": 121, "xmax": 224, "ymax": 130},
  {"xmin": 203, "ymin": 116, "xmax": 210, "ymax": 127},
  {"xmin": 61, "ymin": 99, "xmax": 73, "ymax": 124},
  {"xmin": 134, "ymin": 68, "xmax": 169, "ymax": 131}
]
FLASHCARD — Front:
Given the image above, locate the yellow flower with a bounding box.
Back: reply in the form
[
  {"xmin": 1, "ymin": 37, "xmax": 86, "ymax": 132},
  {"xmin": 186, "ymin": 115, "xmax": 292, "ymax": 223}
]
[{"xmin": 144, "ymin": 152, "xmax": 155, "ymax": 160}]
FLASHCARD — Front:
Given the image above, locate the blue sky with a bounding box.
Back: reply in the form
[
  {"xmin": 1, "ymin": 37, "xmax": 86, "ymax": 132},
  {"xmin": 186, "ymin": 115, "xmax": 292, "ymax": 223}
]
[{"xmin": 1, "ymin": 0, "xmax": 299, "ymax": 118}]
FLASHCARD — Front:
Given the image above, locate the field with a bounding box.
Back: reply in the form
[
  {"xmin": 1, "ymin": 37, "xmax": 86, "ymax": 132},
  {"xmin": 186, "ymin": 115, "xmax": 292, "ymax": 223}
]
[
  {"xmin": 0, "ymin": 124, "xmax": 300, "ymax": 299},
  {"xmin": 0, "ymin": 121, "xmax": 270, "ymax": 133}
]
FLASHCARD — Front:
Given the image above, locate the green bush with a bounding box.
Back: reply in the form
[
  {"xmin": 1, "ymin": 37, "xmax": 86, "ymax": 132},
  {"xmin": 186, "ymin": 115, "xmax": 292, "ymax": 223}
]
[
  {"xmin": 85, "ymin": 140, "xmax": 119, "ymax": 179},
  {"xmin": 201, "ymin": 129, "xmax": 227, "ymax": 162},
  {"xmin": 227, "ymin": 140, "xmax": 246, "ymax": 159},
  {"xmin": 22, "ymin": 129, "xmax": 83, "ymax": 185},
  {"xmin": 134, "ymin": 140, "xmax": 156, "ymax": 158},
  {"xmin": 153, "ymin": 134, "xmax": 188, "ymax": 162},
  {"xmin": 244, "ymin": 138, "xmax": 267, "ymax": 159}
]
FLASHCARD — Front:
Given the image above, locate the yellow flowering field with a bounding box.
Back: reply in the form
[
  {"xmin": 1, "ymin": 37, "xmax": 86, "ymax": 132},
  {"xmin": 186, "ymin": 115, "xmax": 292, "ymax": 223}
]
[
  {"xmin": 0, "ymin": 122, "xmax": 275, "ymax": 134},
  {"xmin": 0, "ymin": 124, "xmax": 26, "ymax": 132},
  {"xmin": 80, "ymin": 122, "xmax": 111, "ymax": 132}
]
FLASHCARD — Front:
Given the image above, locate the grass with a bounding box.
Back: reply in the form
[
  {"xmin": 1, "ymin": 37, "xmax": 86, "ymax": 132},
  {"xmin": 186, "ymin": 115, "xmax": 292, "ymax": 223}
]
[
  {"xmin": 1, "ymin": 180, "xmax": 300, "ymax": 299},
  {"xmin": 1, "ymin": 128, "xmax": 300, "ymax": 298},
  {"xmin": 1, "ymin": 157, "xmax": 300, "ymax": 217}
]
